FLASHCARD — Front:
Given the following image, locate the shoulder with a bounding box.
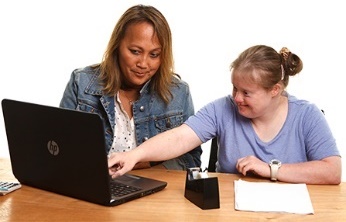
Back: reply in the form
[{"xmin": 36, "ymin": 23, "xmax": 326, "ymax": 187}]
[
  {"xmin": 287, "ymin": 94, "xmax": 326, "ymax": 130},
  {"xmin": 197, "ymin": 95, "xmax": 235, "ymax": 117},
  {"xmin": 171, "ymin": 75, "xmax": 189, "ymax": 87},
  {"xmin": 69, "ymin": 64, "xmax": 103, "ymax": 93},
  {"xmin": 204, "ymin": 95, "xmax": 235, "ymax": 111},
  {"xmin": 71, "ymin": 64, "xmax": 100, "ymax": 79},
  {"xmin": 166, "ymin": 75, "xmax": 191, "ymax": 95},
  {"xmin": 288, "ymin": 94, "xmax": 321, "ymax": 114}
]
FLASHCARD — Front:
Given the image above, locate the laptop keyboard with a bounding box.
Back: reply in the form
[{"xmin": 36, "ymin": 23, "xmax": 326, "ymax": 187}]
[{"xmin": 110, "ymin": 182, "xmax": 142, "ymax": 198}]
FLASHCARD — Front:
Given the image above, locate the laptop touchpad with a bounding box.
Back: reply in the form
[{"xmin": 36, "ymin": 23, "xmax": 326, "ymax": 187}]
[{"xmin": 115, "ymin": 174, "xmax": 141, "ymax": 182}]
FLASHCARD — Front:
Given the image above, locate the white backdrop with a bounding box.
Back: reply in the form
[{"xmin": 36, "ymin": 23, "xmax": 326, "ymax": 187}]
[{"xmin": 1, "ymin": 0, "xmax": 345, "ymax": 181}]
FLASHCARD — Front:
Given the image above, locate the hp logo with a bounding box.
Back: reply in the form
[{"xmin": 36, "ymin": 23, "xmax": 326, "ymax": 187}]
[{"xmin": 47, "ymin": 140, "xmax": 59, "ymax": 156}]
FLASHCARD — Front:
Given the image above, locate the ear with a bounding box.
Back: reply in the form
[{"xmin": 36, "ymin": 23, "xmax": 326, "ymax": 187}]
[{"xmin": 270, "ymin": 83, "xmax": 282, "ymax": 97}]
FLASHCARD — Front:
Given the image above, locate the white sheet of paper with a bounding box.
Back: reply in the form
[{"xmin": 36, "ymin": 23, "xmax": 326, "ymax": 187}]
[{"xmin": 234, "ymin": 179, "xmax": 314, "ymax": 214}]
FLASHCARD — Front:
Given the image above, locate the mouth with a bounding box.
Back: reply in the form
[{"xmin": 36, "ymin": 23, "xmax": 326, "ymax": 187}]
[
  {"xmin": 133, "ymin": 70, "xmax": 150, "ymax": 77},
  {"xmin": 237, "ymin": 104, "xmax": 248, "ymax": 111}
]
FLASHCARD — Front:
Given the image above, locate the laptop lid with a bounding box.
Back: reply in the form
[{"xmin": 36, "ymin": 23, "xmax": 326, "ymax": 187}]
[{"xmin": 1, "ymin": 99, "xmax": 167, "ymax": 206}]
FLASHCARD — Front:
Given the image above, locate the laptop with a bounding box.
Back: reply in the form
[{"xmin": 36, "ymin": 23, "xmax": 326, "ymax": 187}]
[{"xmin": 1, "ymin": 98, "xmax": 167, "ymax": 206}]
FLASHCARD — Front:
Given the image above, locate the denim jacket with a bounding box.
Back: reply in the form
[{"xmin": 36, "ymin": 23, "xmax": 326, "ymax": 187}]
[{"xmin": 59, "ymin": 66, "xmax": 202, "ymax": 169}]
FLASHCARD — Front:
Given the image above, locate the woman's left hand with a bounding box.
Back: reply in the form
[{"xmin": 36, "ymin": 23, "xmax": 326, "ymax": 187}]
[{"xmin": 236, "ymin": 155, "xmax": 270, "ymax": 178}]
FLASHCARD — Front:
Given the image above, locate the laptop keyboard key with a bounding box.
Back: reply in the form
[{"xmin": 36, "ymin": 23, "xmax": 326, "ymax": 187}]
[{"xmin": 110, "ymin": 182, "xmax": 142, "ymax": 198}]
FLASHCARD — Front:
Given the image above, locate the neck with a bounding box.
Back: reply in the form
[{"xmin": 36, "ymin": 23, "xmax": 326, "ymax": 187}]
[
  {"xmin": 252, "ymin": 96, "xmax": 288, "ymax": 127},
  {"xmin": 251, "ymin": 96, "xmax": 288, "ymax": 142},
  {"xmin": 120, "ymin": 89, "xmax": 139, "ymax": 105}
]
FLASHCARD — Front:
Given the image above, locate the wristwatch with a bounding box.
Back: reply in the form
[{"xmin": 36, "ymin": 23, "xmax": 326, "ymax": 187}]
[{"xmin": 269, "ymin": 159, "xmax": 282, "ymax": 181}]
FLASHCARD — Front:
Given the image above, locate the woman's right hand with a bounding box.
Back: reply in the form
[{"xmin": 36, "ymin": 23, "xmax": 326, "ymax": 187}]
[{"xmin": 108, "ymin": 151, "xmax": 138, "ymax": 178}]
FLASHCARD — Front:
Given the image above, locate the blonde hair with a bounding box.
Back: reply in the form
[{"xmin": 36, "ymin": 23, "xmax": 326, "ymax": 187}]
[{"xmin": 231, "ymin": 45, "xmax": 303, "ymax": 90}]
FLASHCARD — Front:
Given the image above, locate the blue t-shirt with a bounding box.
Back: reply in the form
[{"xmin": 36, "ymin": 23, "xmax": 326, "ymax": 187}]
[{"xmin": 185, "ymin": 94, "xmax": 340, "ymax": 173}]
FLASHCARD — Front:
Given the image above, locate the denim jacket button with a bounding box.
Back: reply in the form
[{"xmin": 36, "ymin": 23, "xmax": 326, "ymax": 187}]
[
  {"xmin": 143, "ymin": 137, "xmax": 149, "ymax": 142},
  {"xmin": 140, "ymin": 106, "xmax": 145, "ymax": 111}
]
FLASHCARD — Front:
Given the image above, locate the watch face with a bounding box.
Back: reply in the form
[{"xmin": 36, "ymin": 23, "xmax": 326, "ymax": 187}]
[
  {"xmin": 270, "ymin": 159, "xmax": 281, "ymax": 166},
  {"xmin": 272, "ymin": 160, "xmax": 280, "ymax": 164}
]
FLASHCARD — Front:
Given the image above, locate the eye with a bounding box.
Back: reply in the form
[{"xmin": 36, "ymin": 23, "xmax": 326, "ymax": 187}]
[
  {"xmin": 241, "ymin": 90, "xmax": 252, "ymax": 97},
  {"xmin": 130, "ymin": 49, "xmax": 140, "ymax": 55},
  {"xmin": 233, "ymin": 87, "xmax": 251, "ymax": 98},
  {"xmin": 150, "ymin": 51, "xmax": 161, "ymax": 58}
]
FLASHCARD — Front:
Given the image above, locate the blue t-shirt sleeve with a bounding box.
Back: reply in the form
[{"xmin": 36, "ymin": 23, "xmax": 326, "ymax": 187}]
[
  {"xmin": 185, "ymin": 103, "xmax": 217, "ymax": 143},
  {"xmin": 302, "ymin": 104, "xmax": 340, "ymax": 160},
  {"xmin": 185, "ymin": 96, "xmax": 232, "ymax": 143}
]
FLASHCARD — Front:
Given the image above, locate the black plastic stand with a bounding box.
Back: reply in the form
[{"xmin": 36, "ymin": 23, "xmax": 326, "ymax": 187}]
[{"xmin": 184, "ymin": 167, "xmax": 220, "ymax": 210}]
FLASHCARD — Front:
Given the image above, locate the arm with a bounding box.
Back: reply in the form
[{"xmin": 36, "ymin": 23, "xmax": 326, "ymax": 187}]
[
  {"xmin": 276, "ymin": 156, "xmax": 341, "ymax": 184},
  {"xmin": 237, "ymin": 155, "xmax": 342, "ymax": 184},
  {"xmin": 169, "ymin": 83, "xmax": 202, "ymax": 168},
  {"xmin": 108, "ymin": 124, "xmax": 202, "ymax": 178}
]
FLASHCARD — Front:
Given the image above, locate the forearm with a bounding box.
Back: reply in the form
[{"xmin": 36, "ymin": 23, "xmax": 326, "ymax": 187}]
[
  {"xmin": 135, "ymin": 124, "xmax": 202, "ymax": 163},
  {"xmin": 277, "ymin": 156, "xmax": 341, "ymax": 184}
]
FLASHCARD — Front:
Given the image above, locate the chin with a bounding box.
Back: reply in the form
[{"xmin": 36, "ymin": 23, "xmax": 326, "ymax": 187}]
[{"xmin": 238, "ymin": 110, "xmax": 253, "ymax": 119}]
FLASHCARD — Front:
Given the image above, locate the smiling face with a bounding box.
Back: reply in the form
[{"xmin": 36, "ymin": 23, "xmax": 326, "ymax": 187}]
[
  {"xmin": 231, "ymin": 69, "xmax": 275, "ymax": 119},
  {"xmin": 118, "ymin": 22, "xmax": 162, "ymax": 90}
]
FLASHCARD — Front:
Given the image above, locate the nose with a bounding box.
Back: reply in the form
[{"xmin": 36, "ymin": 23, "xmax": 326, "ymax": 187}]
[
  {"xmin": 136, "ymin": 55, "xmax": 149, "ymax": 69},
  {"xmin": 233, "ymin": 91, "xmax": 243, "ymax": 103}
]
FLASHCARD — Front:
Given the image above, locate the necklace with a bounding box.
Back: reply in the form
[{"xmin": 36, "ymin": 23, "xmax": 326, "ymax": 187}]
[{"xmin": 121, "ymin": 90, "xmax": 136, "ymax": 105}]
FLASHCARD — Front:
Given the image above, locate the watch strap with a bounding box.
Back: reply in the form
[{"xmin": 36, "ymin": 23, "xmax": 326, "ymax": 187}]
[{"xmin": 270, "ymin": 164, "xmax": 279, "ymax": 181}]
